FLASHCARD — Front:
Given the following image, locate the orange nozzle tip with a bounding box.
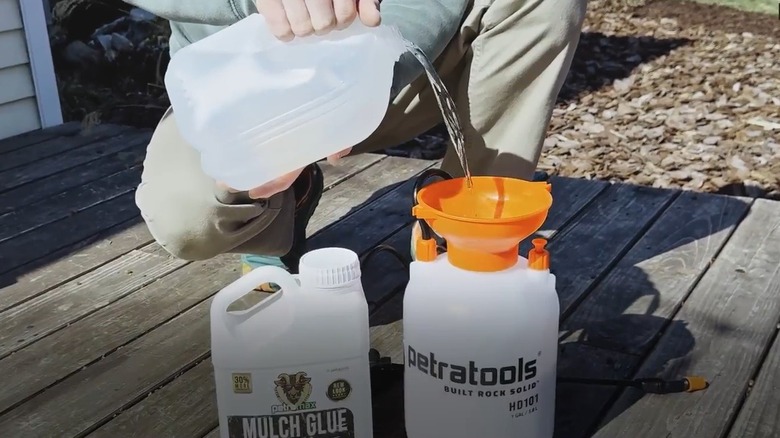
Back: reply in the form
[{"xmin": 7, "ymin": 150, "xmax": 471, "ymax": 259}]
[
  {"xmin": 528, "ymin": 238, "xmax": 550, "ymax": 270},
  {"xmin": 685, "ymin": 376, "xmax": 709, "ymax": 392}
]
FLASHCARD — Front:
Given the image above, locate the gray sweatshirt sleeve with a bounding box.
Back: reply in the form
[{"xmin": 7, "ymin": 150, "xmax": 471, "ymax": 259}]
[
  {"xmin": 121, "ymin": 0, "xmax": 257, "ymax": 24},
  {"xmin": 380, "ymin": 0, "xmax": 470, "ymax": 96},
  {"xmin": 123, "ymin": 0, "xmax": 468, "ymax": 93}
]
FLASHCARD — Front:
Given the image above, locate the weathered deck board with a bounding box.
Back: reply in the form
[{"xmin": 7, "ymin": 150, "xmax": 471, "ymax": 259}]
[
  {"xmin": 0, "ymin": 121, "xmax": 81, "ymax": 154},
  {"xmin": 551, "ymin": 183, "xmax": 678, "ymax": 318},
  {"xmin": 0, "ymin": 143, "xmax": 145, "ymax": 215},
  {"xmin": 0, "ymin": 254, "xmax": 236, "ymax": 416},
  {"xmin": 562, "ymin": 192, "xmax": 753, "ymax": 355},
  {"xmin": 0, "ymin": 129, "xmax": 151, "ymax": 192},
  {"xmin": 593, "ymin": 198, "xmax": 780, "ymax": 437},
  {"xmin": 306, "ymin": 171, "xmax": 418, "ymax": 252},
  {"xmin": 0, "ymin": 220, "xmax": 152, "ymax": 312},
  {"xmin": 0, "ymin": 247, "xmax": 187, "ymax": 362},
  {"xmin": 0, "ymin": 165, "xmax": 141, "ymax": 244},
  {"xmin": 518, "ymin": 176, "xmax": 610, "ymax": 254},
  {"xmin": 308, "ymin": 156, "xmax": 438, "ymax": 233},
  {"xmin": 318, "ymin": 153, "xmax": 386, "ymax": 189},
  {"xmin": 86, "ymin": 358, "xmax": 218, "ymax": 438},
  {"xmin": 0, "ymin": 192, "xmax": 142, "ymax": 274},
  {"xmin": 727, "ymin": 327, "xmax": 780, "ymax": 438},
  {"xmin": 0, "ymin": 124, "xmax": 132, "ymax": 172},
  {"xmin": 0, "ymin": 295, "xmax": 215, "ymax": 437},
  {"xmin": 554, "ymin": 192, "xmax": 753, "ymax": 437},
  {"xmin": 318, "ymin": 153, "xmax": 385, "ymax": 189}
]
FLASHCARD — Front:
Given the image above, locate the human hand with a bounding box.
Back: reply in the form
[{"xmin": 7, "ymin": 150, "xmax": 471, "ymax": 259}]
[
  {"xmin": 255, "ymin": 0, "xmax": 381, "ymax": 41},
  {"xmin": 217, "ymin": 147, "xmax": 353, "ymax": 199}
]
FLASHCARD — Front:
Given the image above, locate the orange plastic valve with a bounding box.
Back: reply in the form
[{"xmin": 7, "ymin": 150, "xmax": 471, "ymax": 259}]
[
  {"xmin": 528, "ymin": 238, "xmax": 550, "ymax": 271},
  {"xmin": 412, "ymin": 221, "xmax": 437, "ymax": 262}
]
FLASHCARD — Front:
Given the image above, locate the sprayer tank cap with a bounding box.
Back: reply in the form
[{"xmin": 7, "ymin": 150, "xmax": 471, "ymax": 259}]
[{"xmin": 298, "ymin": 247, "xmax": 361, "ymax": 288}]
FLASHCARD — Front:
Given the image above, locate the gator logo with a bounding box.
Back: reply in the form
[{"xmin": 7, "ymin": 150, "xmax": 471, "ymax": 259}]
[{"xmin": 274, "ymin": 372, "xmax": 313, "ymax": 408}]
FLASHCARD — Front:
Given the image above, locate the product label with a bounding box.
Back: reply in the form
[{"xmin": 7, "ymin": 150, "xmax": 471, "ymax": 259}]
[
  {"xmin": 406, "ymin": 344, "xmax": 543, "ymax": 419},
  {"xmin": 217, "ymin": 358, "xmax": 368, "ymax": 438},
  {"xmin": 227, "ymin": 408, "xmax": 354, "ymax": 438}
]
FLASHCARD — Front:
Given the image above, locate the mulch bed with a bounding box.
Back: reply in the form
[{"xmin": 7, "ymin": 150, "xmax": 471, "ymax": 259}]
[
  {"xmin": 635, "ymin": 0, "xmax": 780, "ymax": 39},
  {"xmin": 536, "ymin": 0, "xmax": 779, "ymax": 199}
]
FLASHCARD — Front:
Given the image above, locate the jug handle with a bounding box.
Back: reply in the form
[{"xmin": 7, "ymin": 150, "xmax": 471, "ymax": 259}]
[{"xmin": 213, "ymin": 265, "xmax": 300, "ymax": 318}]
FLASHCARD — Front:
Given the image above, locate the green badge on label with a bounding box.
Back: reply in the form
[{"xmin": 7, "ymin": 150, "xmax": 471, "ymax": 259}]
[{"xmin": 326, "ymin": 379, "xmax": 351, "ymax": 402}]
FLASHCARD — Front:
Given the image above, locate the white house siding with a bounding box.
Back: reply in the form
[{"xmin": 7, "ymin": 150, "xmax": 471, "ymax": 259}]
[{"xmin": 0, "ymin": 0, "xmax": 61, "ymax": 140}]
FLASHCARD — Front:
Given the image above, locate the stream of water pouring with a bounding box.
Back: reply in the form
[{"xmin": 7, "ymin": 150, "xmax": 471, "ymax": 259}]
[{"xmin": 403, "ymin": 40, "xmax": 473, "ymax": 188}]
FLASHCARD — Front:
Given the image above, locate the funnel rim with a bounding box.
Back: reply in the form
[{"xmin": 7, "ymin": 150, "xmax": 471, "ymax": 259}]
[
  {"xmin": 416, "ymin": 193, "xmax": 553, "ymax": 224},
  {"xmin": 415, "ymin": 177, "xmax": 553, "ymax": 224},
  {"xmin": 417, "ymin": 200, "xmax": 552, "ymax": 223}
]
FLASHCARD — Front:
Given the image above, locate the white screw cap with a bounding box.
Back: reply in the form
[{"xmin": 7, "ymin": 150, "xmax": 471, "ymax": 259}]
[{"xmin": 298, "ymin": 247, "xmax": 361, "ymax": 288}]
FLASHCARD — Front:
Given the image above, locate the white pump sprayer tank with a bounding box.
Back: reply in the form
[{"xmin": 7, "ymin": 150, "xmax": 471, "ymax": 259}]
[{"xmin": 402, "ymin": 170, "xmax": 560, "ymax": 438}]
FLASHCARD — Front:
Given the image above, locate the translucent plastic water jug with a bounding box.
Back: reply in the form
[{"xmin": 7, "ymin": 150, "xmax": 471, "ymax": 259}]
[
  {"xmin": 210, "ymin": 247, "xmax": 373, "ymax": 438},
  {"xmin": 403, "ymin": 171, "xmax": 559, "ymax": 438},
  {"xmin": 165, "ymin": 13, "xmax": 408, "ymax": 191}
]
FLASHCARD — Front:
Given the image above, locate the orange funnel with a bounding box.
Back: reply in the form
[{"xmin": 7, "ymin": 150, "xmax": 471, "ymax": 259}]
[{"xmin": 412, "ymin": 175, "xmax": 552, "ymax": 272}]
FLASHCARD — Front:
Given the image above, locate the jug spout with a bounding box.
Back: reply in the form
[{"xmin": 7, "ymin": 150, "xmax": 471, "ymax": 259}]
[
  {"xmin": 379, "ymin": 24, "xmax": 410, "ymax": 58},
  {"xmin": 412, "ymin": 170, "xmax": 553, "ymax": 272}
]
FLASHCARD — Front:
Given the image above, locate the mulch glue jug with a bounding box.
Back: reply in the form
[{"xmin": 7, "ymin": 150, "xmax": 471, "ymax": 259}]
[
  {"xmin": 403, "ymin": 170, "xmax": 559, "ymax": 438},
  {"xmin": 211, "ymin": 247, "xmax": 373, "ymax": 438}
]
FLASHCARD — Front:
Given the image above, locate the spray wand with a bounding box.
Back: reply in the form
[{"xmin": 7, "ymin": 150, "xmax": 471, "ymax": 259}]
[{"xmin": 556, "ymin": 376, "xmax": 708, "ymax": 394}]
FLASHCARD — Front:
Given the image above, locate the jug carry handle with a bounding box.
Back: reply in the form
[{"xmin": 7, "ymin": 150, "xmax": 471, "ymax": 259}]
[
  {"xmin": 213, "ymin": 265, "xmax": 299, "ymax": 318},
  {"xmin": 412, "ymin": 168, "xmax": 452, "ymax": 243}
]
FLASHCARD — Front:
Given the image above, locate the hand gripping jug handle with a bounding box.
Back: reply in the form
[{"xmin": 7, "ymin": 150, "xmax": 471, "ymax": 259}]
[{"xmin": 212, "ymin": 265, "xmax": 300, "ymax": 319}]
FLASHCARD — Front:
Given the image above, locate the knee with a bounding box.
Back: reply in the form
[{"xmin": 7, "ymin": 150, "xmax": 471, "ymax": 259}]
[
  {"xmin": 135, "ymin": 180, "xmax": 222, "ymax": 261},
  {"xmin": 544, "ymin": 0, "xmax": 587, "ymax": 43},
  {"xmin": 485, "ymin": 0, "xmax": 586, "ymax": 44}
]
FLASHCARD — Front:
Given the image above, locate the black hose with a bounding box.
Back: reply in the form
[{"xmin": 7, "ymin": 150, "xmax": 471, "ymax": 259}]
[
  {"xmin": 359, "ymin": 244, "xmax": 410, "ymax": 270},
  {"xmin": 411, "ymin": 168, "xmax": 452, "ymax": 241}
]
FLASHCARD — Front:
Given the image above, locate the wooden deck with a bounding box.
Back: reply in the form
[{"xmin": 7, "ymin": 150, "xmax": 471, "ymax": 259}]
[{"xmin": 0, "ymin": 122, "xmax": 778, "ymax": 438}]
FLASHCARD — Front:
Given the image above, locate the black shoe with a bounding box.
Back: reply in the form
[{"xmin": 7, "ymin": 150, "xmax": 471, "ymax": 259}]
[
  {"xmin": 241, "ymin": 163, "xmax": 324, "ymax": 283},
  {"xmin": 280, "ymin": 163, "xmax": 324, "ymax": 273}
]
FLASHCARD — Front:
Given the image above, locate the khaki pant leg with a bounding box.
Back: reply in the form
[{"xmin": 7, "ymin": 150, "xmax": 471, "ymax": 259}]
[
  {"xmin": 353, "ymin": 0, "xmax": 586, "ymax": 181},
  {"xmin": 135, "ymin": 108, "xmax": 296, "ymax": 260}
]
